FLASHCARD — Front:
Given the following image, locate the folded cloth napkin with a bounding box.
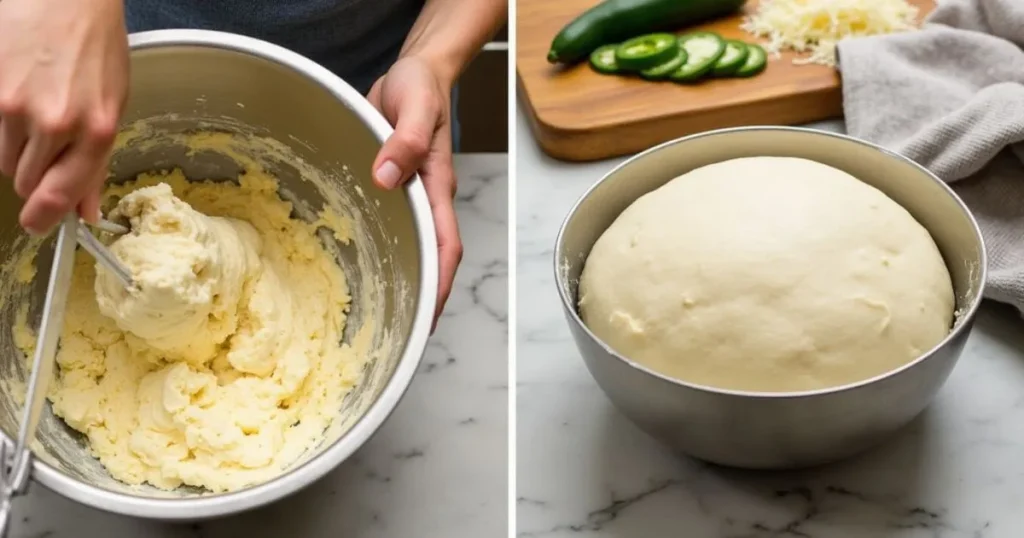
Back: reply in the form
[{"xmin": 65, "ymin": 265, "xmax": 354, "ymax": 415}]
[{"xmin": 837, "ymin": 0, "xmax": 1024, "ymax": 312}]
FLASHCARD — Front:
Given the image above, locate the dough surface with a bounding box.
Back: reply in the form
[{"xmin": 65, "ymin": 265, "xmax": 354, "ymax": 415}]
[
  {"xmin": 42, "ymin": 169, "xmax": 364, "ymax": 492},
  {"xmin": 578, "ymin": 157, "xmax": 955, "ymax": 392}
]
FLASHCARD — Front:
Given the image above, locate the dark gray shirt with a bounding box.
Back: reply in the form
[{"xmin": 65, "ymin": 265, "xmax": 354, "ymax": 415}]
[{"xmin": 125, "ymin": 0, "xmax": 426, "ymax": 95}]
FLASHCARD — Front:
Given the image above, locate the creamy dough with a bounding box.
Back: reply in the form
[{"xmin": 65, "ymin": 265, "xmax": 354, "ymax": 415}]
[
  {"xmin": 41, "ymin": 169, "xmax": 365, "ymax": 492},
  {"xmin": 579, "ymin": 157, "xmax": 955, "ymax": 392},
  {"xmin": 96, "ymin": 184, "xmax": 263, "ymax": 368}
]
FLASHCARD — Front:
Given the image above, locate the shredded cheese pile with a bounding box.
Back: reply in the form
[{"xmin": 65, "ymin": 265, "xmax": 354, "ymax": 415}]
[{"xmin": 741, "ymin": 0, "xmax": 920, "ymax": 67}]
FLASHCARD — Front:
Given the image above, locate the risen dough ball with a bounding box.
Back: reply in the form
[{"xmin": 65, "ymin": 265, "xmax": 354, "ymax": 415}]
[{"xmin": 578, "ymin": 157, "xmax": 954, "ymax": 392}]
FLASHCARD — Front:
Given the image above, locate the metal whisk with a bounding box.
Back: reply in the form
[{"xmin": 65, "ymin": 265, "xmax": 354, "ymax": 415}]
[
  {"xmin": 0, "ymin": 215, "xmax": 133, "ymax": 536},
  {"xmin": 76, "ymin": 218, "xmax": 133, "ymax": 288}
]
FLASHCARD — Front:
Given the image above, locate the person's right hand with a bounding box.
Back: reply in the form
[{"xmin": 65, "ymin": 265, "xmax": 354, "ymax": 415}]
[{"xmin": 0, "ymin": 0, "xmax": 129, "ymax": 235}]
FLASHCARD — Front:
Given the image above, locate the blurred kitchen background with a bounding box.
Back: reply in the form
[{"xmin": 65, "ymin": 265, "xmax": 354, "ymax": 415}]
[{"xmin": 457, "ymin": 25, "xmax": 509, "ymax": 153}]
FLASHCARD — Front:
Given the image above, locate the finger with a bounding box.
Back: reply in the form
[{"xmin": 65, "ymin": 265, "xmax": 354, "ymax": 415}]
[
  {"xmin": 0, "ymin": 115, "xmax": 28, "ymax": 178},
  {"xmin": 76, "ymin": 167, "xmax": 106, "ymax": 224},
  {"xmin": 419, "ymin": 148, "xmax": 461, "ymax": 332},
  {"xmin": 366, "ymin": 78, "xmax": 384, "ymax": 108},
  {"xmin": 14, "ymin": 131, "xmax": 68, "ymax": 200},
  {"xmin": 372, "ymin": 90, "xmax": 440, "ymax": 190},
  {"xmin": 80, "ymin": 143, "xmax": 113, "ymax": 223},
  {"xmin": 20, "ymin": 141, "xmax": 106, "ymax": 234},
  {"xmin": 429, "ymin": 196, "xmax": 462, "ymax": 333},
  {"xmin": 78, "ymin": 194, "xmax": 100, "ymax": 224},
  {"xmin": 20, "ymin": 106, "xmax": 117, "ymax": 233}
]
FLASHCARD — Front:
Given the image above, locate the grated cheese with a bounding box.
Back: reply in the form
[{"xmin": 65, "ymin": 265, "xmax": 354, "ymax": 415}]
[{"xmin": 740, "ymin": 0, "xmax": 920, "ymax": 67}]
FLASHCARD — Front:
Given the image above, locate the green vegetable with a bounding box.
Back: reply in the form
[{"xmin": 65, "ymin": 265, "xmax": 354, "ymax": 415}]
[
  {"xmin": 670, "ymin": 32, "xmax": 726, "ymax": 83},
  {"xmin": 547, "ymin": 0, "xmax": 748, "ymax": 65},
  {"xmin": 733, "ymin": 42, "xmax": 768, "ymax": 77},
  {"xmin": 614, "ymin": 33, "xmax": 679, "ymax": 71},
  {"xmin": 589, "ymin": 44, "xmax": 622, "ymax": 74},
  {"xmin": 639, "ymin": 49, "xmax": 688, "ymax": 80},
  {"xmin": 711, "ymin": 40, "xmax": 750, "ymax": 76}
]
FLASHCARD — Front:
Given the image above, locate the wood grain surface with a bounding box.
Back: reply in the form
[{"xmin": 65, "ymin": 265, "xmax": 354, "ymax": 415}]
[{"xmin": 517, "ymin": 0, "xmax": 935, "ymax": 162}]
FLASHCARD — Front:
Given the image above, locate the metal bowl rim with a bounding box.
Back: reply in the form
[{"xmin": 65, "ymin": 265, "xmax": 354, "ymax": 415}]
[
  {"xmin": 18, "ymin": 28, "xmax": 439, "ymax": 519},
  {"xmin": 554, "ymin": 125, "xmax": 987, "ymax": 400}
]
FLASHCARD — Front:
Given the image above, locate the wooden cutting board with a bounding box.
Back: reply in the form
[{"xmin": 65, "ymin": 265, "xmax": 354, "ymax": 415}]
[{"xmin": 517, "ymin": 0, "xmax": 935, "ymax": 162}]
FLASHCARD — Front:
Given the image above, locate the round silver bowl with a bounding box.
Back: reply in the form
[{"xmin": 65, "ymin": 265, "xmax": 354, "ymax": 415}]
[
  {"xmin": 555, "ymin": 127, "xmax": 986, "ymax": 470},
  {"xmin": 0, "ymin": 30, "xmax": 437, "ymax": 518}
]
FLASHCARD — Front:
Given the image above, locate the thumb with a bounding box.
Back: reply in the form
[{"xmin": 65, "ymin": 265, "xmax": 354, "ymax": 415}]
[{"xmin": 372, "ymin": 87, "xmax": 440, "ymax": 190}]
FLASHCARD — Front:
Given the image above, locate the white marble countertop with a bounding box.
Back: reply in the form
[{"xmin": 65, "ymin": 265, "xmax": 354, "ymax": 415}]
[
  {"xmin": 515, "ymin": 109, "xmax": 1024, "ymax": 537},
  {"xmin": 9, "ymin": 153, "xmax": 509, "ymax": 538}
]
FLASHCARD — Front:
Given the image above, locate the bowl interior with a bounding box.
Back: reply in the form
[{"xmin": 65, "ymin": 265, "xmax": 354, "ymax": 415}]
[
  {"xmin": 557, "ymin": 127, "xmax": 986, "ymax": 384},
  {"xmin": 0, "ymin": 43, "xmax": 423, "ymax": 499}
]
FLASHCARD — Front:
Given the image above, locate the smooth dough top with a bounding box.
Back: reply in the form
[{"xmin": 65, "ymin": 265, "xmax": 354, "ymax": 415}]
[{"xmin": 578, "ymin": 156, "xmax": 955, "ymax": 392}]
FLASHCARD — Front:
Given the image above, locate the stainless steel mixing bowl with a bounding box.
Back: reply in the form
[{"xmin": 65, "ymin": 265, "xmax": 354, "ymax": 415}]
[
  {"xmin": 0, "ymin": 30, "xmax": 437, "ymax": 518},
  {"xmin": 555, "ymin": 126, "xmax": 986, "ymax": 470}
]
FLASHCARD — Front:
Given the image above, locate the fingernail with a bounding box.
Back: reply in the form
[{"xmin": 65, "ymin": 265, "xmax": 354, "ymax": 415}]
[
  {"xmin": 375, "ymin": 160, "xmax": 402, "ymax": 189},
  {"xmin": 81, "ymin": 207, "xmax": 100, "ymax": 224}
]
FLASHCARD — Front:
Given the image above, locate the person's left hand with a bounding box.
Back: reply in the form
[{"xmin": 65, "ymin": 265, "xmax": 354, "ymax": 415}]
[{"xmin": 368, "ymin": 55, "xmax": 462, "ymax": 333}]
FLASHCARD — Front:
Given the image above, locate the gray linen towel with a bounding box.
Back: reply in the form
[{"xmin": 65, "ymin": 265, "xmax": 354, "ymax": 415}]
[{"xmin": 837, "ymin": 0, "xmax": 1024, "ymax": 311}]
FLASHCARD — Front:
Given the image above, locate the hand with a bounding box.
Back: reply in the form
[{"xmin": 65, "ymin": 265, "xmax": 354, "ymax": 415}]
[
  {"xmin": 0, "ymin": 0, "xmax": 129, "ymax": 235},
  {"xmin": 368, "ymin": 56, "xmax": 463, "ymax": 332}
]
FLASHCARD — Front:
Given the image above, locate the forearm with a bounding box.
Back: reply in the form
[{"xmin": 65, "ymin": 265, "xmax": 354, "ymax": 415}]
[{"xmin": 400, "ymin": 0, "xmax": 507, "ymax": 88}]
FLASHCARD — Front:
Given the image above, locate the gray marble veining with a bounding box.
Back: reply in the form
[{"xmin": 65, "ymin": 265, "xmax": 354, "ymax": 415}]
[
  {"xmin": 516, "ymin": 110, "xmax": 1024, "ymax": 538},
  {"xmin": 9, "ymin": 153, "xmax": 509, "ymax": 538}
]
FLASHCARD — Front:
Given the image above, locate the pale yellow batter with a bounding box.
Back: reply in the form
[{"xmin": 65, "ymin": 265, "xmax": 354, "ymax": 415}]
[{"xmin": 38, "ymin": 168, "xmax": 365, "ymax": 492}]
